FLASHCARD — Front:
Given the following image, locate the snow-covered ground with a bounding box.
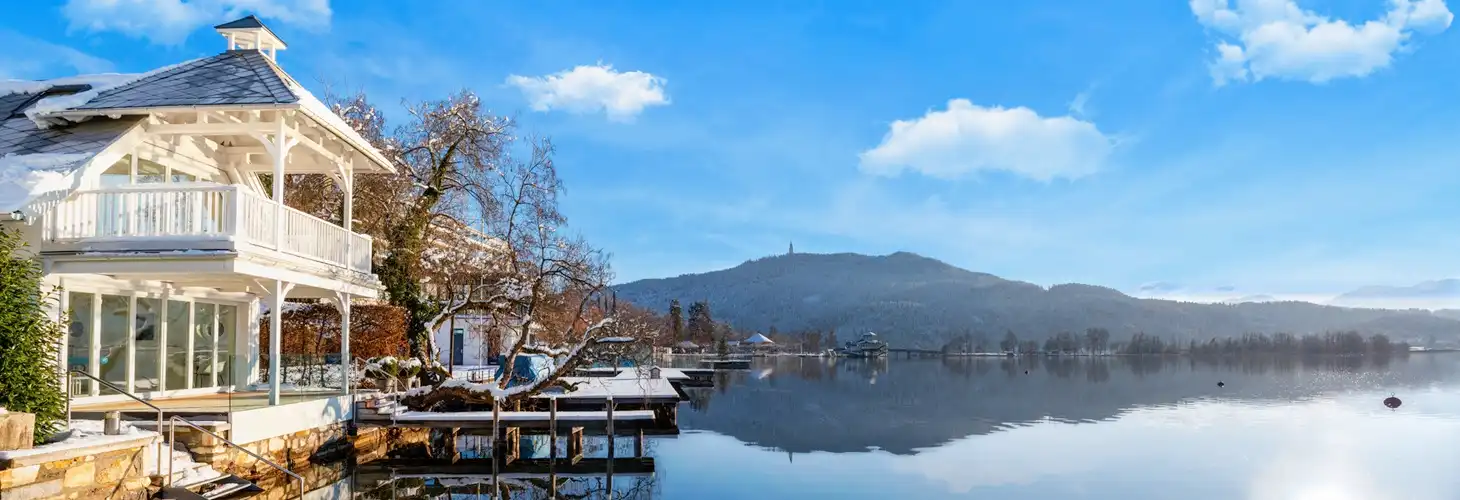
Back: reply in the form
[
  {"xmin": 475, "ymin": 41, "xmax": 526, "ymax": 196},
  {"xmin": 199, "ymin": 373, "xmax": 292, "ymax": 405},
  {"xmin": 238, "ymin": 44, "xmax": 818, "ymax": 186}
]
[
  {"xmin": 0, "ymin": 419, "xmax": 225, "ymax": 484},
  {"xmin": 0, "ymin": 419, "xmax": 155, "ymax": 462}
]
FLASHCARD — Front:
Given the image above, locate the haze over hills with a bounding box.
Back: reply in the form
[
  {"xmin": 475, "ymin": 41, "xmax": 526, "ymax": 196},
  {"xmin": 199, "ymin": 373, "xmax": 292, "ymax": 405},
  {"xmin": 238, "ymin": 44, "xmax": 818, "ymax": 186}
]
[
  {"xmin": 1330, "ymin": 279, "xmax": 1460, "ymax": 310},
  {"xmin": 613, "ymin": 252, "xmax": 1460, "ymax": 349}
]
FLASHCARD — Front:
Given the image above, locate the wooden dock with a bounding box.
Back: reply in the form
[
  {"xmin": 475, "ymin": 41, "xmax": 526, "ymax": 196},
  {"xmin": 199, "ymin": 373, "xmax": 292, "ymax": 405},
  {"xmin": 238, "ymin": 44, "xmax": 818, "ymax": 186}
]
[
  {"xmin": 353, "ymin": 458, "xmax": 657, "ymax": 498},
  {"xmin": 356, "ymin": 457, "xmax": 656, "ymax": 478},
  {"xmin": 357, "ymin": 409, "xmax": 675, "ymax": 435},
  {"xmin": 887, "ymin": 348, "xmax": 945, "ymax": 359}
]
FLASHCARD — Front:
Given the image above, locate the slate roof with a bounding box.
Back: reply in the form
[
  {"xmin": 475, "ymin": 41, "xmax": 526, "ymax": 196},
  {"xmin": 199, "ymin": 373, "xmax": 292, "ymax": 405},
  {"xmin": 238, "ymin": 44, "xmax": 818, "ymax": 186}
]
[
  {"xmin": 213, "ymin": 15, "xmax": 289, "ymax": 47},
  {"xmin": 74, "ymin": 50, "xmax": 299, "ymax": 111},
  {"xmin": 214, "ymin": 15, "xmax": 266, "ymax": 30},
  {"xmin": 0, "ymin": 108, "xmax": 140, "ymax": 158}
]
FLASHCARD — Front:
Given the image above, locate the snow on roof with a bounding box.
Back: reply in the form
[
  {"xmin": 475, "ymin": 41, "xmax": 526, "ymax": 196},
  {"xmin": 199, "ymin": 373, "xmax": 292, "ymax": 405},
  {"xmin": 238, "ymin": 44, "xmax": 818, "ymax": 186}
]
[
  {"xmin": 16, "ymin": 61, "xmax": 199, "ymax": 129},
  {"xmin": 282, "ymin": 79, "xmax": 397, "ymax": 174},
  {"xmin": 745, "ymin": 333, "xmax": 774, "ymax": 344},
  {"xmin": 536, "ymin": 376, "xmax": 679, "ymax": 400},
  {"xmin": 0, "ymin": 152, "xmax": 92, "ymax": 213},
  {"xmin": 612, "ymin": 366, "xmax": 689, "ymax": 380},
  {"xmin": 0, "ymin": 80, "xmax": 53, "ymax": 97}
]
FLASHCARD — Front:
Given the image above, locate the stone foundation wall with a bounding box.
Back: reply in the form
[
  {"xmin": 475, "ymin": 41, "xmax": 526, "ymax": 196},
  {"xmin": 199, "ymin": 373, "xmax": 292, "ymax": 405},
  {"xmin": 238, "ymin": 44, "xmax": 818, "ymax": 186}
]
[
  {"xmin": 0, "ymin": 422, "xmax": 432, "ymax": 499},
  {"xmin": 168, "ymin": 421, "xmax": 429, "ymax": 482},
  {"xmin": 224, "ymin": 426, "xmax": 430, "ymax": 500},
  {"xmin": 0, "ymin": 438, "xmax": 153, "ymax": 500}
]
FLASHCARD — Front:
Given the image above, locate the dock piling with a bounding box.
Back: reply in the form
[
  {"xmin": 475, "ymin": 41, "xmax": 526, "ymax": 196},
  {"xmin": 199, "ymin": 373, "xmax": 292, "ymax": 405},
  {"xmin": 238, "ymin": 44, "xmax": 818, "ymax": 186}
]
[
  {"xmin": 549, "ymin": 397, "xmax": 558, "ymax": 459},
  {"xmin": 634, "ymin": 429, "xmax": 644, "ymax": 457},
  {"xmin": 606, "ymin": 396, "xmax": 616, "ymax": 460},
  {"xmin": 569, "ymin": 427, "xmax": 584, "ymax": 464},
  {"xmin": 504, "ymin": 427, "xmax": 521, "ymax": 465},
  {"xmin": 492, "ymin": 400, "xmax": 500, "ymax": 466}
]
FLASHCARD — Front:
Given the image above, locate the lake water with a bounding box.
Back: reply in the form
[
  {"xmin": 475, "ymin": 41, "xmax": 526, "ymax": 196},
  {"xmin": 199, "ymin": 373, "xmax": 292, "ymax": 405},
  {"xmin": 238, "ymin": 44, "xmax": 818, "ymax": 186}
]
[{"xmin": 345, "ymin": 354, "xmax": 1460, "ymax": 499}]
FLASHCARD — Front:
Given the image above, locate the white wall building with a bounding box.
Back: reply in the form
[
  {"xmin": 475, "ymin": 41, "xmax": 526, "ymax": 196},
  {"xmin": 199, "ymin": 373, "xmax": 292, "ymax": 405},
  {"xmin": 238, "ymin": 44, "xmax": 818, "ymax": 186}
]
[{"xmin": 0, "ymin": 16, "xmax": 393, "ymax": 436}]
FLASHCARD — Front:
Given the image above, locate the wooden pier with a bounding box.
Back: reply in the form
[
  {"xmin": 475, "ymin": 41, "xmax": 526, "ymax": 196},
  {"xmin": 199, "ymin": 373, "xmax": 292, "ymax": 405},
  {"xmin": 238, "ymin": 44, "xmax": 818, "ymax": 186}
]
[
  {"xmin": 356, "ymin": 457, "xmax": 656, "ymax": 479},
  {"xmin": 887, "ymin": 348, "xmax": 945, "ymax": 359},
  {"xmin": 357, "ymin": 408, "xmax": 675, "ymax": 435}
]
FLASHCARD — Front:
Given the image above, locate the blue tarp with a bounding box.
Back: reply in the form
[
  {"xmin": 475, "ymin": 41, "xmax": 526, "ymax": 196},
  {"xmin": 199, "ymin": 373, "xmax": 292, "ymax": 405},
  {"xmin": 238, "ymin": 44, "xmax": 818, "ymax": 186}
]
[{"xmin": 493, "ymin": 354, "xmax": 555, "ymax": 387}]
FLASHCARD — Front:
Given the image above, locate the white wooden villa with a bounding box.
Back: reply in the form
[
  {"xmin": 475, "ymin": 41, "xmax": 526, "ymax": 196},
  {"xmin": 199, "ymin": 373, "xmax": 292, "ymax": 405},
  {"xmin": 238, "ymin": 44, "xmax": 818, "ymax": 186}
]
[{"xmin": 0, "ymin": 16, "xmax": 387, "ymax": 444}]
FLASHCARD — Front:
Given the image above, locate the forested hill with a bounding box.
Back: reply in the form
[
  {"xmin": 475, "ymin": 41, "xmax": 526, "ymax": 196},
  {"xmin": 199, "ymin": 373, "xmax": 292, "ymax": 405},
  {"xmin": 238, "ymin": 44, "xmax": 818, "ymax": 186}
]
[{"xmin": 612, "ymin": 252, "xmax": 1460, "ymax": 349}]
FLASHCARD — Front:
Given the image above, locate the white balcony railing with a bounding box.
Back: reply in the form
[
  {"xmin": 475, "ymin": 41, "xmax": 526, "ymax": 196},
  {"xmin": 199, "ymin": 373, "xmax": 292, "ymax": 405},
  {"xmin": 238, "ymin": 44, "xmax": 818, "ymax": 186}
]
[{"xmin": 44, "ymin": 185, "xmax": 373, "ymax": 273}]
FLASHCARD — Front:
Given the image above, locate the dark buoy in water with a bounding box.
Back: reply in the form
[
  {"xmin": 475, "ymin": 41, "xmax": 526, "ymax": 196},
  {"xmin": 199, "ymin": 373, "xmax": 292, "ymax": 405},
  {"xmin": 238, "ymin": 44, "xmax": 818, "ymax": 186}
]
[
  {"xmin": 1217, "ymin": 381, "xmax": 1225, "ymax": 388},
  {"xmin": 1024, "ymin": 370, "xmax": 1029, "ymax": 374},
  {"xmin": 1384, "ymin": 396, "xmax": 1402, "ymax": 409}
]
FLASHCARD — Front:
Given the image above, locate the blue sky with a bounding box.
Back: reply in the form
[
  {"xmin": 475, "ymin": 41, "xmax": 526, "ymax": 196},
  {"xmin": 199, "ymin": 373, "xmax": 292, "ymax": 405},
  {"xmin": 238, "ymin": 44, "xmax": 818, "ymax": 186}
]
[{"xmin": 4, "ymin": 0, "xmax": 1460, "ymax": 301}]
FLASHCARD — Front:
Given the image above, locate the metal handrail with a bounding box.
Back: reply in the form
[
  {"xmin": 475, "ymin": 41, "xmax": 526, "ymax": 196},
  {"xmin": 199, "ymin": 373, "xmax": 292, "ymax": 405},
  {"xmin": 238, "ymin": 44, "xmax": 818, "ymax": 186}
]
[
  {"xmin": 65, "ymin": 370, "xmax": 164, "ymax": 472},
  {"xmin": 168, "ymin": 416, "xmax": 305, "ymax": 497}
]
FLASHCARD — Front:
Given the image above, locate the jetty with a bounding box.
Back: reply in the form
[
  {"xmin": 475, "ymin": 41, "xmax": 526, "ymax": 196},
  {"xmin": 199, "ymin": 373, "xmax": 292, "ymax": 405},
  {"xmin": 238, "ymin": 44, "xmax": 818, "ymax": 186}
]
[{"xmin": 888, "ymin": 348, "xmax": 946, "ymax": 359}]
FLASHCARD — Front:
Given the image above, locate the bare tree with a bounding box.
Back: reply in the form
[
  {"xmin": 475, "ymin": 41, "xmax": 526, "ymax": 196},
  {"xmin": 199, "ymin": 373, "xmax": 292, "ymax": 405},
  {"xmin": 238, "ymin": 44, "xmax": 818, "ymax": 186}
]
[{"xmin": 307, "ymin": 90, "xmax": 658, "ymax": 405}]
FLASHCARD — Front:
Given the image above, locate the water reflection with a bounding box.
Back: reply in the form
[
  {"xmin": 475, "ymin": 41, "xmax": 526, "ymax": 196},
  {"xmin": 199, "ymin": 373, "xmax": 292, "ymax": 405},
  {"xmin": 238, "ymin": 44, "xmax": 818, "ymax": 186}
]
[
  {"xmin": 678, "ymin": 354, "xmax": 1460, "ymax": 455},
  {"xmin": 337, "ymin": 354, "xmax": 1460, "ymax": 499},
  {"xmin": 352, "ymin": 432, "xmax": 661, "ymax": 499}
]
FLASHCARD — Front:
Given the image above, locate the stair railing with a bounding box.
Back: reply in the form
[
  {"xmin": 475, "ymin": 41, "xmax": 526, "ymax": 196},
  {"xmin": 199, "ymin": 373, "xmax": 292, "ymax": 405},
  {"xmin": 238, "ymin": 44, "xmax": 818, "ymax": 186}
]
[
  {"xmin": 169, "ymin": 416, "xmax": 305, "ymax": 497},
  {"xmin": 64, "ymin": 370, "xmax": 305, "ymax": 498}
]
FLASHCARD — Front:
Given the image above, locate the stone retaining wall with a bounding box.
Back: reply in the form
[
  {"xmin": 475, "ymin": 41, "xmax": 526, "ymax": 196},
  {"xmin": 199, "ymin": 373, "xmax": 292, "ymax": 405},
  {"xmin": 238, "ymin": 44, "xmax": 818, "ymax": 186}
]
[
  {"xmin": 0, "ymin": 435, "xmax": 154, "ymax": 500},
  {"xmin": 168, "ymin": 421, "xmax": 429, "ymax": 482},
  {"xmin": 1, "ymin": 423, "xmax": 430, "ymax": 499}
]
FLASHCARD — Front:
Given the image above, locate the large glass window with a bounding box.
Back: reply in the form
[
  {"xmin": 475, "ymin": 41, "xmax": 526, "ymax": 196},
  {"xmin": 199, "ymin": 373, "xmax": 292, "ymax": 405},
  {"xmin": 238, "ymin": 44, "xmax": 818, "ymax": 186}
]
[
  {"xmin": 165, "ymin": 300, "xmax": 190, "ymax": 391},
  {"xmin": 193, "ymin": 303, "xmax": 216, "ymax": 388},
  {"xmin": 100, "ymin": 155, "xmax": 131, "ymax": 188},
  {"xmin": 134, "ymin": 297, "xmax": 161, "ymax": 391},
  {"xmin": 216, "ymin": 305, "xmax": 236, "ymax": 387},
  {"xmin": 65, "ymin": 292, "xmax": 243, "ymax": 397},
  {"xmin": 98, "ymin": 295, "xmax": 130, "ymax": 394},
  {"xmin": 67, "ymin": 292, "xmax": 94, "ymax": 395}
]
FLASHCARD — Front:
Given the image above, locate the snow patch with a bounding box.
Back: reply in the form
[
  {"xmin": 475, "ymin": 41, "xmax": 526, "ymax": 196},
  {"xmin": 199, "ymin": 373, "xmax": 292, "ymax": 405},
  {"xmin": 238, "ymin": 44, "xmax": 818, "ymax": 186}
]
[
  {"xmin": 0, "ymin": 419, "xmax": 157, "ymax": 461},
  {"xmin": 0, "ymin": 80, "xmax": 51, "ymax": 96},
  {"xmin": 22, "ymin": 58, "xmax": 202, "ymax": 129},
  {"xmin": 0, "ymin": 152, "xmax": 93, "ymax": 213},
  {"xmin": 285, "ymin": 80, "xmax": 392, "ymax": 169},
  {"xmin": 155, "ymin": 443, "xmax": 224, "ymax": 484}
]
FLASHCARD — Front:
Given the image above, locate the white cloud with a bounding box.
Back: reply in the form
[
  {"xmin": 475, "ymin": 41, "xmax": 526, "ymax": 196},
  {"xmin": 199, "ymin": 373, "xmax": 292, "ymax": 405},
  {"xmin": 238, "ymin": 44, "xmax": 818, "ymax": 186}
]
[
  {"xmin": 62, "ymin": 0, "xmax": 332, "ymax": 45},
  {"xmin": 506, "ymin": 64, "xmax": 670, "ymax": 122},
  {"xmin": 1190, "ymin": 0, "xmax": 1453, "ymax": 85},
  {"xmin": 859, "ymin": 99, "xmax": 1116, "ymax": 181},
  {"xmin": 0, "ymin": 30, "xmax": 114, "ymax": 79}
]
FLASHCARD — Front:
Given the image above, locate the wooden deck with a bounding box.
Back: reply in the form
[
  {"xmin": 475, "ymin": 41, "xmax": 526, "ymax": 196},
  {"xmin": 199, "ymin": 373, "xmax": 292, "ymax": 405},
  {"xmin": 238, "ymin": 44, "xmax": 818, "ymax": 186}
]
[
  {"xmin": 357, "ymin": 457, "xmax": 656, "ymax": 478},
  {"xmin": 357, "ymin": 409, "xmax": 676, "ymax": 435}
]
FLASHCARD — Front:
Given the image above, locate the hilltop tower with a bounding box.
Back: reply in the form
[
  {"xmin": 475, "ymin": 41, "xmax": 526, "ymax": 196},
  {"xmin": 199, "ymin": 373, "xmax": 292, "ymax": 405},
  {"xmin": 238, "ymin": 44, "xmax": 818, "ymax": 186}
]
[{"xmin": 788, "ymin": 241, "xmax": 795, "ymax": 255}]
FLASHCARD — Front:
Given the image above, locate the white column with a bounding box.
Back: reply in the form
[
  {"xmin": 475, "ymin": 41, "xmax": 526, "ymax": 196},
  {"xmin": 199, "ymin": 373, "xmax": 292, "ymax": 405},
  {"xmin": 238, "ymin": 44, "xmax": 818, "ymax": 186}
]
[
  {"xmin": 340, "ymin": 295, "xmax": 351, "ymax": 395},
  {"xmin": 89, "ymin": 293, "xmax": 100, "ymax": 397},
  {"xmin": 343, "ymin": 164, "xmax": 354, "ymax": 269},
  {"xmin": 157, "ymin": 288, "xmax": 169, "ymax": 393},
  {"xmin": 271, "ymin": 117, "xmax": 288, "ymax": 250},
  {"xmin": 241, "ymin": 297, "xmax": 262, "ymax": 386},
  {"xmin": 54, "ymin": 284, "xmax": 68, "ymax": 387},
  {"xmin": 185, "ymin": 302, "xmax": 195, "ymax": 390},
  {"xmin": 267, "ymin": 280, "xmax": 288, "ymax": 405},
  {"xmin": 125, "ymin": 295, "xmax": 136, "ymax": 393}
]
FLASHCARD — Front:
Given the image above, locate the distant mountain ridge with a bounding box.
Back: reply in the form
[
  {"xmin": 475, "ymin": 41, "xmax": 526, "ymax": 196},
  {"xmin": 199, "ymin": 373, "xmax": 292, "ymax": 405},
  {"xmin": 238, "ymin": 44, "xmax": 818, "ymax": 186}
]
[
  {"xmin": 614, "ymin": 252, "xmax": 1460, "ymax": 349},
  {"xmin": 1330, "ymin": 279, "xmax": 1460, "ymax": 310}
]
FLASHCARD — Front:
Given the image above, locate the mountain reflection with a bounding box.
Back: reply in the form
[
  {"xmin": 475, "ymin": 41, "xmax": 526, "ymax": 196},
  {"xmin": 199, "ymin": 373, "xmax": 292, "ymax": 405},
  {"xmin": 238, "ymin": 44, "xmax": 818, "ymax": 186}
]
[{"xmin": 676, "ymin": 354, "xmax": 1460, "ymax": 455}]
